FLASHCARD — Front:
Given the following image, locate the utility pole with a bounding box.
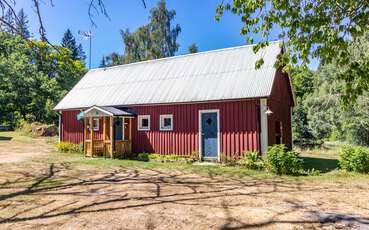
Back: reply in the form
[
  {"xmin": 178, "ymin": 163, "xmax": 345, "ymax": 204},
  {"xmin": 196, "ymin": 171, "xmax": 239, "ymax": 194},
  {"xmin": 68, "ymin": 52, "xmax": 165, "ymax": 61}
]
[{"xmin": 79, "ymin": 30, "xmax": 92, "ymax": 69}]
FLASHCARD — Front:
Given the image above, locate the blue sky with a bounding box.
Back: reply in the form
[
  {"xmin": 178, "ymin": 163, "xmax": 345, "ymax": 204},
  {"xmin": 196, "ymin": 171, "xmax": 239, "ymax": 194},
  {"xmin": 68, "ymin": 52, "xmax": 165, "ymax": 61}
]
[{"xmin": 14, "ymin": 0, "xmax": 315, "ymax": 69}]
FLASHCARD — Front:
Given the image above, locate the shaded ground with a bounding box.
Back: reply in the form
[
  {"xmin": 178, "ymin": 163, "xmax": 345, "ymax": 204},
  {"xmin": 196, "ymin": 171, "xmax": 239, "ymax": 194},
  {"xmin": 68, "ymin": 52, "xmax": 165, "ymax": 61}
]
[
  {"xmin": 0, "ymin": 132, "xmax": 369, "ymax": 229},
  {"xmin": 299, "ymin": 142, "xmax": 340, "ymax": 173},
  {"xmin": 301, "ymin": 157, "xmax": 339, "ymax": 173}
]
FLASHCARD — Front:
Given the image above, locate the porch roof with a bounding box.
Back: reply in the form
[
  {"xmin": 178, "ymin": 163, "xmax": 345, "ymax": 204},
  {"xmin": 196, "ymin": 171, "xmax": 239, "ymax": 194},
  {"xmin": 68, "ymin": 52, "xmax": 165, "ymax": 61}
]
[
  {"xmin": 100, "ymin": 106, "xmax": 136, "ymax": 116},
  {"xmin": 82, "ymin": 106, "xmax": 136, "ymax": 118}
]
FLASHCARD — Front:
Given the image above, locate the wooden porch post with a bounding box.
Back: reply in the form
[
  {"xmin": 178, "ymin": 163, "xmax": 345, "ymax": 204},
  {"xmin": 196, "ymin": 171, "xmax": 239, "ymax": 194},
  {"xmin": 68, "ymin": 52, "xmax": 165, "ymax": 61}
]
[
  {"xmin": 129, "ymin": 118, "xmax": 132, "ymax": 141},
  {"xmin": 128, "ymin": 118, "xmax": 132, "ymax": 154},
  {"xmin": 83, "ymin": 118, "xmax": 87, "ymax": 156},
  {"xmin": 90, "ymin": 117, "xmax": 93, "ymax": 157},
  {"xmin": 122, "ymin": 117, "xmax": 125, "ymax": 140},
  {"xmin": 103, "ymin": 116, "xmax": 106, "ymax": 158},
  {"xmin": 110, "ymin": 116, "xmax": 113, "ymax": 158}
]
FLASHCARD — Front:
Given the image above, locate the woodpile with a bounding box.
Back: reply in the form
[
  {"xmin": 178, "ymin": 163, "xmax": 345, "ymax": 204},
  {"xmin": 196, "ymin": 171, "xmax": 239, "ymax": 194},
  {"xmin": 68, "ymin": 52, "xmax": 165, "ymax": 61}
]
[{"xmin": 31, "ymin": 122, "xmax": 58, "ymax": 136}]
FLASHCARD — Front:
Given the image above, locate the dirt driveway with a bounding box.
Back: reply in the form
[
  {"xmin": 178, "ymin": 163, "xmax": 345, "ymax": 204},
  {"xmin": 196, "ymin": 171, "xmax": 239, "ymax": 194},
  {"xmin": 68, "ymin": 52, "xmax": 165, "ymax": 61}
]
[
  {"xmin": 0, "ymin": 132, "xmax": 369, "ymax": 230},
  {"xmin": 0, "ymin": 133, "xmax": 53, "ymax": 163}
]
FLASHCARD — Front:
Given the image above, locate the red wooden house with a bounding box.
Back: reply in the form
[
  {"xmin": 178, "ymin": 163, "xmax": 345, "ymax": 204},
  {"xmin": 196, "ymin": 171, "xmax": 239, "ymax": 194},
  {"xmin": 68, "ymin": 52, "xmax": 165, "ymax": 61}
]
[{"xmin": 54, "ymin": 42, "xmax": 295, "ymax": 160}]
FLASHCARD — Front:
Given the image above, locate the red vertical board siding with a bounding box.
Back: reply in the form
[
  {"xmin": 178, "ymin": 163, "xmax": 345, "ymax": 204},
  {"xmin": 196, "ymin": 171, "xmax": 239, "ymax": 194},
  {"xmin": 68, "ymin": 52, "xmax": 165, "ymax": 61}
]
[
  {"xmin": 268, "ymin": 68, "xmax": 294, "ymax": 149},
  {"xmin": 60, "ymin": 99, "xmax": 262, "ymax": 157},
  {"xmin": 130, "ymin": 100, "xmax": 260, "ymax": 157},
  {"xmin": 61, "ymin": 110, "xmax": 83, "ymax": 144}
]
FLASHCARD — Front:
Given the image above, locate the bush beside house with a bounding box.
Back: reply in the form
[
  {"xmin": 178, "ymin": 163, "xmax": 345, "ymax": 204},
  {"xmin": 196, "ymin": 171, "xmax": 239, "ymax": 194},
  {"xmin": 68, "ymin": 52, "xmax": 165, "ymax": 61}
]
[
  {"xmin": 339, "ymin": 145, "xmax": 369, "ymax": 173},
  {"xmin": 265, "ymin": 145, "xmax": 304, "ymax": 175}
]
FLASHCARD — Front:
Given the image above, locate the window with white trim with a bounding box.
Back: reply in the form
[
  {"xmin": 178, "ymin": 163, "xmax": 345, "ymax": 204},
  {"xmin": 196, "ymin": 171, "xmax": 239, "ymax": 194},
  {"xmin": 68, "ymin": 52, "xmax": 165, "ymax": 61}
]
[
  {"xmin": 160, "ymin": 114, "xmax": 173, "ymax": 131},
  {"xmin": 92, "ymin": 118, "xmax": 99, "ymax": 131},
  {"xmin": 138, "ymin": 115, "xmax": 150, "ymax": 131}
]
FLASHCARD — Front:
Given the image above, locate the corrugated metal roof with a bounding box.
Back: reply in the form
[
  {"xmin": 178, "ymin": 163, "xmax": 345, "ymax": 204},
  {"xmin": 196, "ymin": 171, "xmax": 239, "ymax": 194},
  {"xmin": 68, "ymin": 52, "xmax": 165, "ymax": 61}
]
[{"xmin": 54, "ymin": 41, "xmax": 282, "ymax": 110}]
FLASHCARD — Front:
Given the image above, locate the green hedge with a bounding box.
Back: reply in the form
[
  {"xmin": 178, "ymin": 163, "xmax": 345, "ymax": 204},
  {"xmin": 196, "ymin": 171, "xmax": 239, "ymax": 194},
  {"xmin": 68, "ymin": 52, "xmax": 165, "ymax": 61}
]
[{"xmin": 339, "ymin": 145, "xmax": 369, "ymax": 173}]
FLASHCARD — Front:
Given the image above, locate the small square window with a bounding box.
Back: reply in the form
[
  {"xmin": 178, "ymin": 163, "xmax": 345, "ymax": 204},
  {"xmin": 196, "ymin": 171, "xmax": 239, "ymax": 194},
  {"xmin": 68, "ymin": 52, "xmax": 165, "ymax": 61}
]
[
  {"xmin": 138, "ymin": 115, "xmax": 150, "ymax": 131},
  {"xmin": 160, "ymin": 114, "xmax": 173, "ymax": 131},
  {"xmin": 92, "ymin": 118, "xmax": 99, "ymax": 131}
]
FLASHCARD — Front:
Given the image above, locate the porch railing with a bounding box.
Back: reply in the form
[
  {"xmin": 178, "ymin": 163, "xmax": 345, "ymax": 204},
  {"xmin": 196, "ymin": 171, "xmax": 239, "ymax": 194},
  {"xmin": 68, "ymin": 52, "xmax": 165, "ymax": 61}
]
[{"xmin": 85, "ymin": 140, "xmax": 132, "ymax": 158}]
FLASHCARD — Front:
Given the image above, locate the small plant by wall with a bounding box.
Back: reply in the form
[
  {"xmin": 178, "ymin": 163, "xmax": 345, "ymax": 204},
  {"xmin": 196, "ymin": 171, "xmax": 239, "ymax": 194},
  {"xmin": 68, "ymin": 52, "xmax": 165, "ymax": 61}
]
[
  {"xmin": 189, "ymin": 151, "xmax": 200, "ymax": 162},
  {"xmin": 136, "ymin": 153, "xmax": 150, "ymax": 161},
  {"xmin": 339, "ymin": 145, "xmax": 369, "ymax": 173},
  {"xmin": 136, "ymin": 153, "xmax": 187, "ymax": 163},
  {"xmin": 220, "ymin": 153, "xmax": 237, "ymax": 166},
  {"xmin": 239, "ymin": 151, "xmax": 264, "ymax": 170}
]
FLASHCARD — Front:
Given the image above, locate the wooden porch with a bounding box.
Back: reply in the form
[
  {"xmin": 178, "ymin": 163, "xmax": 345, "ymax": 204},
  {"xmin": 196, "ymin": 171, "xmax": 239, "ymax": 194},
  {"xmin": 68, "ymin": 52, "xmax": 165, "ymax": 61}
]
[{"xmin": 82, "ymin": 106, "xmax": 135, "ymax": 159}]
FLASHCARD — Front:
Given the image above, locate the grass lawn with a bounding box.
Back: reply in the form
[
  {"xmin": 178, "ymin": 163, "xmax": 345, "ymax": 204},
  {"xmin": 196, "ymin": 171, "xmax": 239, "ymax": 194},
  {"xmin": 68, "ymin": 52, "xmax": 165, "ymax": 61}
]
[
  {"xmin": 0, "ymin": 131, "xmax": 369, "ymax": 229},
  {"xmin": 52, "ymin": 138, "xmax": 365, "ymax": 183}
]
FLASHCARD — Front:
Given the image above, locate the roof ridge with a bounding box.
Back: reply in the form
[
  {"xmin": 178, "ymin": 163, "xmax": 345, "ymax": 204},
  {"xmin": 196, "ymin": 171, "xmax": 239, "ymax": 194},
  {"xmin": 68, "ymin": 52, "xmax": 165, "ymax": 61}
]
[{"xmin": 90, "ymin": 40, "xmax": 282, "ymax": 72}]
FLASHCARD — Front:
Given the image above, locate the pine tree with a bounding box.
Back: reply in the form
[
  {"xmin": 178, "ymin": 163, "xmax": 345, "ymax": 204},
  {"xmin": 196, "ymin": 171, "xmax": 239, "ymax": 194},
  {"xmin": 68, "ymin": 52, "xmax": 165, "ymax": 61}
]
[
  {"xmin": 61, "ymin": 29, "xmax": 78, "ymax": 59},
  {"xmin": 15, "ymin": 9, "xmax": 30, "ymax": 39},
  {"xmin": 77, "ymin": 44, "xmax": 86, "ymax": 61},
  {"xmin": 61, "ymin": 29, "xmax": 85, "ymax": 61}
]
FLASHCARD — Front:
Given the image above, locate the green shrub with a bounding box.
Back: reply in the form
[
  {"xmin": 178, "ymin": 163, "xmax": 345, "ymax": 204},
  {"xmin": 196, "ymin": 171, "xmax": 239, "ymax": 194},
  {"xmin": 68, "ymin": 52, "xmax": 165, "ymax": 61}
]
[
  {"xmin": 16, "ymin": 120, "xmax": 33, "ymax": 136},
  {"xmin": 304, "ymin": 168, "xmax": 321, "ymax": 176},
  {"xmin": 266, "ymin": 144, "xmax": 304, "ymax": 175},
  {"xmin": 239, "ymin": 151, "xmax": 264, "ymax": 170},
  {"xmin": 151, "ymin": 154, "xmax": 185, "ymax": 162},
  {"xmin": 148, "ymin": 153, "xmax": 161, "ymax": 160},
  {"xmin": 137, "ymin": 153, "xmax": 150, "ymax": 161},
  {"xmin": 163, "ymin": 155, "xmax": 180, "ymax": 161},
  {"xmin": 339, "ymin": 145, "xmax": 369, "ymax": 173},
  {"xmin": 56, "ymin": 142, "xmax": 82, "ymax": 153}
]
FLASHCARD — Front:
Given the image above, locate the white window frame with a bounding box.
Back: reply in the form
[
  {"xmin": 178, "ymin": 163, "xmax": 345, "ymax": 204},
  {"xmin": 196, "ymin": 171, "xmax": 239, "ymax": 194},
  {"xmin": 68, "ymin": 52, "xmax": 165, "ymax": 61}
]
[
  {"xmin": 92, "ymin": 118, "xmax": 100, "ymax": 131},
  {"xmin": 160, "ymin": 114, "xmax": 173, "ymax": 131},
  {"xmin": 138, "ymin": 115, "xmax": 150, "ymax": 131}
]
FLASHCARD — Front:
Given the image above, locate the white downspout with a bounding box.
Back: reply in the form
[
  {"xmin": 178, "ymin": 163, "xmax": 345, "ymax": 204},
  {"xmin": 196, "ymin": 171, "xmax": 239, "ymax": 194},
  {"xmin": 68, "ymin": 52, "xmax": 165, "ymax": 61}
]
[{"xmin": 260, "ymin": 99, "xmax": 269, "ymax": 154}]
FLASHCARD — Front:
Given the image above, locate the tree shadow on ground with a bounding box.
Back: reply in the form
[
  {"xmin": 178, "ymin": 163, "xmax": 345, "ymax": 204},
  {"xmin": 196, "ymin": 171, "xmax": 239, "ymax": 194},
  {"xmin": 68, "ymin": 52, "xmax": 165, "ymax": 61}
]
[
  {"xmin": 0, "ymin": 136, "xmax": 12, "ymax": 141},
  {"xmin": 0, "ymin": 162, "xmax": 367, "ymax": 229},
  {"xmin": 301, "ymin": 156, "xmax": 339, "ymax": 173}
]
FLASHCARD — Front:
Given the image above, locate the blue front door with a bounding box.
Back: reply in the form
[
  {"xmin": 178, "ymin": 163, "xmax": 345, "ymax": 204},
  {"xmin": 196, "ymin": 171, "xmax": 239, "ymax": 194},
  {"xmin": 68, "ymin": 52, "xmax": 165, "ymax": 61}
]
[
  {"xmin": 201, "ymin": 112, "xmax": 218, "ymax": 159},
  {"xmin": 115, "ymin": 118, "xmax": 123, "ymax": 140}
]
